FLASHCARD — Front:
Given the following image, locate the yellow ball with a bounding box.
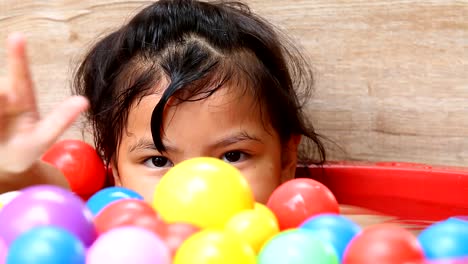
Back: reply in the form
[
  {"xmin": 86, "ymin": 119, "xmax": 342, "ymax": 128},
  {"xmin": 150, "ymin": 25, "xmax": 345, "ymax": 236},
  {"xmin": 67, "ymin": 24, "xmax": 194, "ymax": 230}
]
[
  {"xmin": 174, "ymin": 229, "xmax": 256, "ymax": 264},
  {"xmin": 254, "ymin": 202, "xmax": 279, "ymax": 226},
  {"xmin": 225, "ymin": 207, "xmax": 280, "ymax": 253},
  {"xmin": 152, "ymin": 157, "xmax": 254, "ymax": 229}
]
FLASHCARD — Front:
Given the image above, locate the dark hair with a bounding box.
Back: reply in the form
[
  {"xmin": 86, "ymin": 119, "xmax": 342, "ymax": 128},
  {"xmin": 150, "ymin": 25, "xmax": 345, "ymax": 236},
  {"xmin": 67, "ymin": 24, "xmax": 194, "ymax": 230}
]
[{"xmin": 73, "ymin": 0, "xmax": 326, "ymax": 169}]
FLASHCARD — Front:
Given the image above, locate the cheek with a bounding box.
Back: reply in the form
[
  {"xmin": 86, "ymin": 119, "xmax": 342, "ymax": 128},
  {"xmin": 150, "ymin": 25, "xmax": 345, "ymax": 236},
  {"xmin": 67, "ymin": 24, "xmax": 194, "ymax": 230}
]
[
  {"xmin": 243, "ymin": 164, "xmax": 281, "ymax": 204},
  {"xmin": 118, "ymin": 167, "xmax": 161, "ymax": 203}
]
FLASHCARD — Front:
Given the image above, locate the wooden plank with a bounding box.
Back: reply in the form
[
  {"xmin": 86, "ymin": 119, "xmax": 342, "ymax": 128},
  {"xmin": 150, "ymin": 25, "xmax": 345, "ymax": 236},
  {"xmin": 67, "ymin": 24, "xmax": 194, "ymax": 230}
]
[{"xmin": 0, "ymin": 0, "xmax": 467, "ymax": 166}]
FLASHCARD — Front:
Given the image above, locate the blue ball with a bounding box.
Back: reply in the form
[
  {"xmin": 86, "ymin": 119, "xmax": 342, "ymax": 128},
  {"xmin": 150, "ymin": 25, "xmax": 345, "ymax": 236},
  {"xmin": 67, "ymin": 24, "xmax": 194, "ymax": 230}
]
[
  {"xmin": 300, "ymin": 213, "xmax": 361, "ymax": 261},
  {"xmin": 447, "ymin": 216, "xmax": 468, "ymax": 225},
  {"xmin": 6, "ymin": 226, "xmax": 85, "ymax": 264},
  {"xmin": 418, "ymin": 218, "xmax": 468, "ymax": 260},
  {"xmin": 86, "ymin": 187, "xmax": 143, "ymax": 215}
]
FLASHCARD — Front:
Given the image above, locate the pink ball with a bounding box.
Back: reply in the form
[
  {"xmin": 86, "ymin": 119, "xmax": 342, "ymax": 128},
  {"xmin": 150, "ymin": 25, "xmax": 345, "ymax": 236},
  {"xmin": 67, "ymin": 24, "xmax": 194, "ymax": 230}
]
[
  {"xmin": 0, "ymin": 238, "xmax": 6, "ymax": 264},
  {"xmin": 87, "ymin": 226, "xmax": 171, "ymax": 264}
]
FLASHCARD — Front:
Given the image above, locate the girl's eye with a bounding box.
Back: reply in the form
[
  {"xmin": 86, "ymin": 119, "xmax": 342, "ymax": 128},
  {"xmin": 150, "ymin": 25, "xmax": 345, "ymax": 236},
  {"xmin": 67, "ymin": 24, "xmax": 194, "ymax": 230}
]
[
  {"xmin": 143, "ymin": 156, "xmax": 174, "ymax": 168},
  {"xmin": 221, "ymin": 151, "xmax": 248, "ymax": 163}
]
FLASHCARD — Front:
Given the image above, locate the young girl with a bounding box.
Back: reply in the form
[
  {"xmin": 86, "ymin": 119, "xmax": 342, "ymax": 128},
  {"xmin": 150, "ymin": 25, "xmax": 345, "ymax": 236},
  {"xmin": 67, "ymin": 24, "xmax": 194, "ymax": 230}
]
[{"xmin": 0, "ymin": 0, "xmax": 326, "ymax": 203}]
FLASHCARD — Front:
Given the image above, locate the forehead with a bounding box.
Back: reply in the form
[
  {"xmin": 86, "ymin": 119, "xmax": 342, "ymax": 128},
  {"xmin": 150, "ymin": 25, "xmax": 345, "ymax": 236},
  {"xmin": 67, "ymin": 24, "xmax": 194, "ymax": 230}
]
[{"xmin": 125, "ymin": 83, "xmax": 270, "ymax": 139}]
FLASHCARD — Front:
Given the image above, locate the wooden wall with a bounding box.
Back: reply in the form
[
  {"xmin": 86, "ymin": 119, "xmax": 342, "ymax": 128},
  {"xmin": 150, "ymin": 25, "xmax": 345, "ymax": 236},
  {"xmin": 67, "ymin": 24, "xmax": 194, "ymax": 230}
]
[{"xmin": 1, "ymin": 1, "xmax": 467, "ymax": 166}]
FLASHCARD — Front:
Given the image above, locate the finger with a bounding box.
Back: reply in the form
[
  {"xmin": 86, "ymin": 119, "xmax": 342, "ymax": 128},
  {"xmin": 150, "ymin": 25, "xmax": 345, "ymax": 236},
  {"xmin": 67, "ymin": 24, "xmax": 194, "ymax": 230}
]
[
  {"xmin": 0, "ymin": 93, "xmax": 6, "ymax": 133},
  {"xmin": 34, "ymin": 96, "xmax": 89, "ymax": 147},
  {"xmin": 6, "ymin": 33, "xmax": 36, "ymax": 111},
  {"xmin": 0, "ymin": 77, "xmax": 7, "ymax": 124}
]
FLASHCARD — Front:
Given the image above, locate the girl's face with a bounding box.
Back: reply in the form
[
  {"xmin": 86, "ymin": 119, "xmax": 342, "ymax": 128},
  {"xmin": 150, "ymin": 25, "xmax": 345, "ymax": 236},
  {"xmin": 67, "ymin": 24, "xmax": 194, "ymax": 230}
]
[{"xmin": 111, "ymin": 84, "xmax": 300, "ymax": 203}]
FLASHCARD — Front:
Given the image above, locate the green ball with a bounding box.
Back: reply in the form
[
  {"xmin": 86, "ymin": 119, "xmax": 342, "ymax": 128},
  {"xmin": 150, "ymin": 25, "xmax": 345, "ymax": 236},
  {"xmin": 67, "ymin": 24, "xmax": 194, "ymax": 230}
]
[{"xmin": 258, "ymin": 229, "xmax": 339, "ymax": 264}]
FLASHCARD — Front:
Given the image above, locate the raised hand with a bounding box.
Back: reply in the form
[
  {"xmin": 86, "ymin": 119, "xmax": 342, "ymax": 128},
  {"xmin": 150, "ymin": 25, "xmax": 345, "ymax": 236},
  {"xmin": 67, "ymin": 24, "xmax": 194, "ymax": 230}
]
[{"xmin": 0, "ymin": 33, "xmax": 89, "ymax": 176}]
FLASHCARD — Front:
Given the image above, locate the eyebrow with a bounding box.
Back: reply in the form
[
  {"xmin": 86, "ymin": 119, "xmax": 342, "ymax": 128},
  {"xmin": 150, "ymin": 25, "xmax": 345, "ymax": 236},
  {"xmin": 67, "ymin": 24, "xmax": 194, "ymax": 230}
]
[
  {"xmin": 128, "ymin": 138, "xmax": 158, "ymax": 154},
  {"xmin": 127, "ymin": 131, "xmax": 262, "ymax": 154},
  {"xmin": 209, "ymin": 131, "xmax": 263, "ymax": 150}
]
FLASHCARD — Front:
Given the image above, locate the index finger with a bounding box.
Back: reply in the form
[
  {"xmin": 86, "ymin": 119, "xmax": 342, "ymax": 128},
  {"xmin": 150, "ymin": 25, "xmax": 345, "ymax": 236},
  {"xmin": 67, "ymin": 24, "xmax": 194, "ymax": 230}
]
[{"xmin": 6, "ymin": 33, "xmax": 37, "ymax": 111}]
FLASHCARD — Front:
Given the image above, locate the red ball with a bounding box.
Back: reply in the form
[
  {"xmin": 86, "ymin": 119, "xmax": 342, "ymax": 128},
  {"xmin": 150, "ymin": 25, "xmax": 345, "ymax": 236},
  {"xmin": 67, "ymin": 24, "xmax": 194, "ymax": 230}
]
[
  {"xmin": 162, "ymin": 223, "xmax": 200, "ymax": 257},
  {"xmin": 42, "ymin": 139, "xmax": 106, "ymax": 198},
  {"xmin": 343, "ymin": 224, "xmax": 425, "ymax": 264},
  {"xmin": 423, "ymin": 259, "xmax": 468, "ymax": 264},
  {"xmin": 266, "ymin": 178, "xmax": 339, "ymax": 230},
  {"xmin": 94, "ymin": 199, "xmax": 167, "ymax": 237}
]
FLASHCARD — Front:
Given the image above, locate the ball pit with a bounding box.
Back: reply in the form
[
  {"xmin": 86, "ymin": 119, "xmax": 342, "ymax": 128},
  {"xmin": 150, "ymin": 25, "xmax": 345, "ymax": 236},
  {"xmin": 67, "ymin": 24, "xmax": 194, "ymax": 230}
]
[{"xmin": 0, "ymin": 140, "xmax": 467, "ymax": 263}]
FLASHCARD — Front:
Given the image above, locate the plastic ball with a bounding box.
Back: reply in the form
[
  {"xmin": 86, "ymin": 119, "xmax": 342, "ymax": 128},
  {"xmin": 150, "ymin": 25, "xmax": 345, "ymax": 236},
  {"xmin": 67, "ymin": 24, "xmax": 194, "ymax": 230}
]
[
  {"xmin": 42, "ymin": 139, "xmax": 106, "ymax": 198},
  {"xmin": 153, "ymin": 157, "xmax": 254, "ymax": 229},
  {"xmin": 447, "ymin": 216, "xmax": 468, "ymax": 225},
  {"xmin": 225, "ymin": 208, "xmax": 279, "ymax": 253},
  {"xmin": 173, "ymin": 229, "xmax": 256, "ymax": 264},
  {"xmin": 86, "ymin": 186, "xmax": 143, "ymax": 216},
  {"xmin": 267, "ymin": 178, "xmax": 339, "ymax": 230},
  {"xmin": 300, "ymin": 213, "xmax": 361, "ymax": 261},
  {"xmin": 6, "ymin": 226, "xmax": 85, "ymax": 264},
  {"xmin": 418, "ymin": 218, "xmax": 468, "ymax": 260},
  {"xmin": 258, "ymin": 229, "xmax": 339, "ymax": 264},
  {"xmin": 94, "ymin": 199, "xmax": 166, "ymax": 236},
  {"xmin": 163, "ymin": 223, "xmax": 200, "ymax": 257},
  {"xmin": 451, "ymin": 216, "xmax": 468, "ymax": 222},
  {"xmin": 0, "ymin": 239, "xmax": 6, "ymax": 264},
  {"xmin": 0, "ymin": 191, "xmax": 21, "ymax": 210},
  {"xmin": 0, "ymin": 185, "xmax": 96, "ymax": 247},
  {"xmin": 87, "ymin": 226, "xmax": 170, "ymax": 264},
  {"xmin": 343, "ymin": 224, "xmax": 424, "ymax": 264},
  {"xmin": 254, "ymin": 202, "xmax": 279, "ymax": 226}
]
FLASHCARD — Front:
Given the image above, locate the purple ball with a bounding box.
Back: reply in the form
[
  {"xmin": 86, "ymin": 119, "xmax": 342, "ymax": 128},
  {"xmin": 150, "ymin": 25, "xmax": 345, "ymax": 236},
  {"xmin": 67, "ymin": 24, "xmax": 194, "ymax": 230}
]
[
  {"xmin": 0, "ymin": 238, "xmax": 6, "ymax": 264},
  {"xmin": 0, "ymin": 185, "xmax": 96, "ymax": 247}
]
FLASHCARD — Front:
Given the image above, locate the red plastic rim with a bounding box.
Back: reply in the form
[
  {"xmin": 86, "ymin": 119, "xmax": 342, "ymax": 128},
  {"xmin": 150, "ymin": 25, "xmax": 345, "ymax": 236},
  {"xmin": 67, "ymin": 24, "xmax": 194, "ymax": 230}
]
[{"xmin": 296, "ymin": 161, "xmax": 468, "ymax": 221}]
